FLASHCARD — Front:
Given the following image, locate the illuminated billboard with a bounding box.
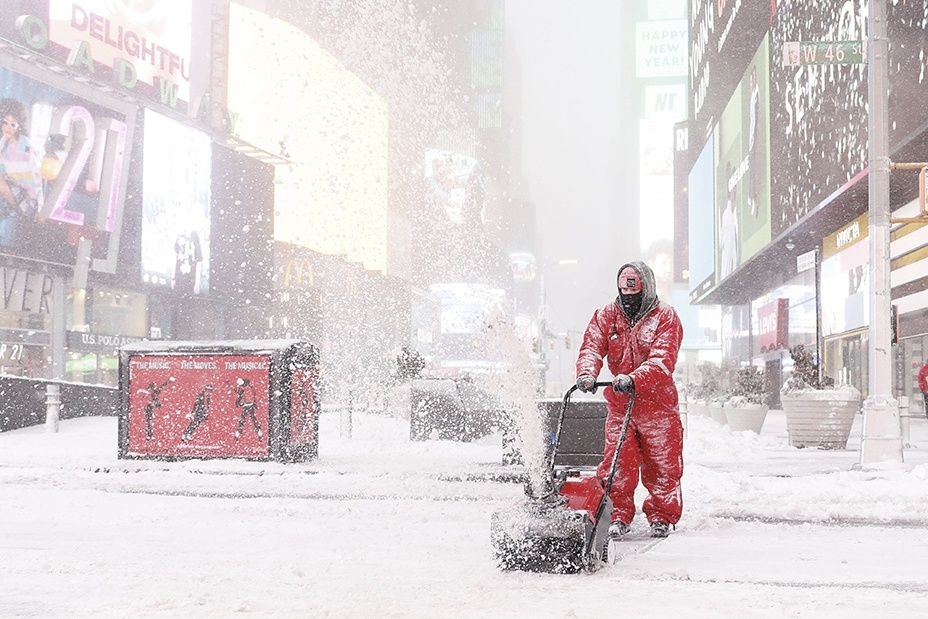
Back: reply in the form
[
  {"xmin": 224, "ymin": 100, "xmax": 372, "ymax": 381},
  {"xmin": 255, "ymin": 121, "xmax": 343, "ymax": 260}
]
[
  {"xmin": 226, "ymin": 3, "xmax": 389, "ymax": 273},
  {"xmin": 713, "ymin": 36, "xmax": 770, "ymax": 282},
  {"xmin": 688, "ymin": 0, "xmax": 771, "ymax": 134},
  {"xmin": 821, "ymin": 214, "xmax": 869, "ymax": 337},
  {"xmin": 425, "ymin": 149, "xmax": 482, "ymax": 225},
  {"xmin": 141, "ymin": 109, "xmax": 211, "ymax": 294},
  {"xmin": 0, "ymin": 0, "xmax": 196, "ymax": 112},
  {"xmin": 687, "ymin": 133, "xmax": 715, "ymax": 301},
  {"xmin": 0, "ymin": 65, "xmax": 131, "ymax": 268},
  {"xmin": 430, "ymin": 283, "xmax": 506, "ymax": 335}
]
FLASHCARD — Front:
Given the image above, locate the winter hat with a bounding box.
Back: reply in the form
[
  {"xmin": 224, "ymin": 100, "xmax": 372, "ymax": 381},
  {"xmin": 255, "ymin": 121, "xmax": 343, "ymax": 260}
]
[{"xmin": 615, "ymin": 261, "xmax": 659, "ymax": 325}]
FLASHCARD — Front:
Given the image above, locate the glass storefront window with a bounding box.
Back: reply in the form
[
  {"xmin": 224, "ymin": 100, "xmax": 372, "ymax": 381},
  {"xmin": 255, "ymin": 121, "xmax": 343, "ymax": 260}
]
[{"xmin": 65, "ymin": 284, "xmax": 148, "ymax": 386}]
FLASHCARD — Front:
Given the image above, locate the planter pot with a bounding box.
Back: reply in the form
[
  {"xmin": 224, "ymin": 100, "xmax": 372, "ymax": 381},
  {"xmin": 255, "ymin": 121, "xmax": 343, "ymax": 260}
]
[
  {"xmin": 781, "ymin": 389, "xmax": 861, "ymax": 449},
  {"xmin": 724, "ymin": 402, "xmax": 769, "ymax": 433},
  {"xmin": 689, "ymin": 400, "xmax": 710, "ymax": 418},
  {"xmin": 708, "ymin": 402, "xmax": 727, "ymax": 426}
]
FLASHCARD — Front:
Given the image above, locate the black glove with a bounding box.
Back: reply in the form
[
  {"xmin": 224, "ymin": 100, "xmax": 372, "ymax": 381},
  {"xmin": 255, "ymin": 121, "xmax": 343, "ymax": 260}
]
[
  {"xmin": 612, "ymin": 374, "xmax": 634, "ymax": 394},
  {"xmin": 576, "ymin": 375, "xmax": 596, "ymax": 393}
]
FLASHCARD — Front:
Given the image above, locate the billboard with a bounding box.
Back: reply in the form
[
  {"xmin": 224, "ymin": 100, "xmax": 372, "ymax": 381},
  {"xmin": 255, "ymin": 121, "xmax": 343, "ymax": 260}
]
[
  {"xmin": 687, "ymin": 133, "xmax": 715, "ymax": 301},
  {"xmin": 430, "ymin": 283, "xmax": 507, "ymax": 335},
  {"xmin": 226, "ymin": 2, "xmax": 389, "ymax": 273},
  {"xmin": 635, "ymin": 19, "xmax": 687, "ymax": 79},
  {"xmin": 0, "ymin": 0, "xmax": 197, "ymax": 113},
  {"xmin": 140, "ymin": 109, "xmax": 211, "ymax": 294},
  {"xmin": 0, "ymin": 65, "xmax": 130, "ymax": 268},
  {"xmin": 821, "ymin": 214, "xmax": 869, "ymax": 338},
  {"xmin": 425, "ymin": 149, "xmax": 483, "ymax": 225},
  {"xmin": 713, "ymin": 36, "xmax": 771, "ymax": 282},
  {"xmin": 688, "ymin": 0, "xmax": 772, "ymax": 134},
  {"xmin": 125, "ymin": 354, "xmax": 271, "ymax": 459}
]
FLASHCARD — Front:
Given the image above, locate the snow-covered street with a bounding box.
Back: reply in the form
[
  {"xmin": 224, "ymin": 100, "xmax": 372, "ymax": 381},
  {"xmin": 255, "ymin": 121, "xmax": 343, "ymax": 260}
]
[{"xmin": 3, "ymin": 407, "xmax": 928, "ymax": 618}]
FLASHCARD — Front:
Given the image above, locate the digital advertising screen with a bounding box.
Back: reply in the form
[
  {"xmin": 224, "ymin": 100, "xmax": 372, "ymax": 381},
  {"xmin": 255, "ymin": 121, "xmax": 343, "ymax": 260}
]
[
  {"xmin": 688, "ymin": 134, "xmax": 716, "ymax": 302},
  {"xmin": 425, "ymin": 148, "xmax": 483, "ymax": 226},
  {"xmin": 430, "ymin": 283, "xmax": 507, "ymax": 335},
  {"xmin": 688, "ymin": 0, "xmax": 772, "ymax": 135},
  {"xmin": 126, "ymin": 354, "xmax": 271, "ymax": 459},
  {"xmin": 0, "ymin": 65, "xmax": 130, "ymax": 268},
  {"xmin": 141, "ymin": 108, "xmax": 211, "ymax": 294},
  {"xmin": 713, "ymin": 36, "xmax": 771, "ymax": 284},
  {"xmin": 227, "ymin": 2, "xmax": 389, "ymax": 273},
  {"xmin": 0, "ymin": 0, "xmax": 196, "ymax": 113}
]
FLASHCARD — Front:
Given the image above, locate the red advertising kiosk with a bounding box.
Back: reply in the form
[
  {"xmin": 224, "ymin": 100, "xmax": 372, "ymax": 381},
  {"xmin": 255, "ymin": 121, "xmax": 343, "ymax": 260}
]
[{"xmin": 118, "ymin": 340, "xmax": 319, "ymax": 462}]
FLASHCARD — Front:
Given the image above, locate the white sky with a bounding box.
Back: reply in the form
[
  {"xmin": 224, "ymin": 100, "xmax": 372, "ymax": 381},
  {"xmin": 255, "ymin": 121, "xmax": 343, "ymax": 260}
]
[
  {"xmin": 2, "ymin": 404, "xmax": 928, "ymax": 617},
  {"xmin": 504, "ymin": 1, "xmax": 625, "ymax": 343}
]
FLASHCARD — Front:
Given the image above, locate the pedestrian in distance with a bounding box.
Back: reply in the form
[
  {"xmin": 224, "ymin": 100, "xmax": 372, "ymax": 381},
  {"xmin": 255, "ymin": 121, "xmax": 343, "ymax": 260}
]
[{"xmin": 575, "ymin": 261, "xmax": 684, "ymax": 540}]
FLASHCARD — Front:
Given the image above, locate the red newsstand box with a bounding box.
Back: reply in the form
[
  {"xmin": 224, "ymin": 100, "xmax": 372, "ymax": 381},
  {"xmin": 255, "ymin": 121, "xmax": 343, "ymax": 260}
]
[{"xmin": 118, "ymin": 339, "xmax": 319, "ymax": 462}]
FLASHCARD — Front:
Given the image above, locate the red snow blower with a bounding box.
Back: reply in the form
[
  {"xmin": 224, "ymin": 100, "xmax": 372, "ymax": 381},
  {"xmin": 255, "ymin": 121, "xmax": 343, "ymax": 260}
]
[{"xmin": 490, "ymin": 382, "xmax": 634, "ymax": 573}]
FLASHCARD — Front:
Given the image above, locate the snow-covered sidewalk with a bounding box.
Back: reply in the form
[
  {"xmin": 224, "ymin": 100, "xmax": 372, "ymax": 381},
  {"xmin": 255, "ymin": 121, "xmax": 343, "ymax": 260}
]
[{"xmin": 2, "ymin": 406, "xmax": 928, "ymax": 618}]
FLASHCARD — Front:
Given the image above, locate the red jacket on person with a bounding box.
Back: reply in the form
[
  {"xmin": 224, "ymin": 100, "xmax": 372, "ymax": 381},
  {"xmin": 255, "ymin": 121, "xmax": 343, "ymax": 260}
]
[{"xmin": 576, "ymin": 263, "xmax": 684, "ymax": 418}]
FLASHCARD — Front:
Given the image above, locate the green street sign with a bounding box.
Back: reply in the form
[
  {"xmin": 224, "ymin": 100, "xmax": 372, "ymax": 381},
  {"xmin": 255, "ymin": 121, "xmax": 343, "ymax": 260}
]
[{"xmin": 782, "ymin": 40, "xmax": 866, "ymax": 66}]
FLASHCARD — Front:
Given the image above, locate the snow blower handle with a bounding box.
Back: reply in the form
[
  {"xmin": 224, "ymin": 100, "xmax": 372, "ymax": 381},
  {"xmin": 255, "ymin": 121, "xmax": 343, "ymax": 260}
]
[{"xmin": 601, "ymin": 390, "xmax": 635, "ymax": 498}]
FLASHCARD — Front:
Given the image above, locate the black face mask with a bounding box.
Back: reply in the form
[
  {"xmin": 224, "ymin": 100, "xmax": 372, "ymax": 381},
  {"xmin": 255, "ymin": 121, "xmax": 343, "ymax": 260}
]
[{"xmin": 618, "ymin": 291, "xmax": 642, "ymax": 319}]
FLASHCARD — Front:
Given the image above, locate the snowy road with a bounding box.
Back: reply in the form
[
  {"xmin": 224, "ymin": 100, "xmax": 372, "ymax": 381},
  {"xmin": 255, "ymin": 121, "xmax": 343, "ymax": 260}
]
[{"xmin": 2, "ymin": 410, "xmax": 928, "ymax": 618}]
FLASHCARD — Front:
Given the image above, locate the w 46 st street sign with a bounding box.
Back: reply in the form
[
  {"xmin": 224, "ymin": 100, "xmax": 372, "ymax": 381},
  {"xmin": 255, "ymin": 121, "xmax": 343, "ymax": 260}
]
[{"xmin": 782, "ymin": 40, "xmax": 866, "ymax": 67}]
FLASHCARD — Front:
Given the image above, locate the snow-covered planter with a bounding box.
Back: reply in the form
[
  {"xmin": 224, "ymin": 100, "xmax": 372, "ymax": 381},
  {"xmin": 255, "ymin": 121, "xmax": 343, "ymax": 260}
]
[
  {"xmin": 689, "ymin": 399, "xmax": 711, "ymax": 418},
  {"xmin": 724, "ymin": 399, "xmax": 768, "ymax": 433},
  {"xmin": 723, "ymin": 367, "xmax": 769, "ymax": 433},
  {"xmin": 709, "ymin": 401, "xmax": 727, "ymax": 426},
  {"xmin": 780, "ymin": 345, "xmax": 861, "ymax": 449},
  {"xmin": 780, "ymin": 388, "xmax": 861, "ymax": 449}
]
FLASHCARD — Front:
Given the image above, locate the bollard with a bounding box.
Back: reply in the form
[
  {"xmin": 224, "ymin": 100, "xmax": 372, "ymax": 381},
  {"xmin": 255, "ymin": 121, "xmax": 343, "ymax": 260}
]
[{"xmin": 45, "ymin": 383, "xmax": 61, "ymax": 433}]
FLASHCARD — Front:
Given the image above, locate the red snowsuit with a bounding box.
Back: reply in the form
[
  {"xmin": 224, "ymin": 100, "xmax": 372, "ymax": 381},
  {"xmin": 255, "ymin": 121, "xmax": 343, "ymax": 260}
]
[{"xmin": 576, "ymin": 261, "xmax": 684, "ymax": 527}]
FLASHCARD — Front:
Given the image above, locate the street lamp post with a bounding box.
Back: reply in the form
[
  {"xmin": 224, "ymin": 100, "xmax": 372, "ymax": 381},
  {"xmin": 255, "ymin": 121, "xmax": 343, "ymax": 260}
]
[{"xmin": 860, "ymin": 0, "xmax": 904, "ymax": 466}]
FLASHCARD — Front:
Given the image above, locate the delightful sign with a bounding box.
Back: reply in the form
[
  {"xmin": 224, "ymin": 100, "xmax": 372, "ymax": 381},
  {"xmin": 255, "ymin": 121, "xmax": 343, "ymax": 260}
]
[{"xmin": 1, "ymin": 1, "xmax": 194, "ymax": 112}]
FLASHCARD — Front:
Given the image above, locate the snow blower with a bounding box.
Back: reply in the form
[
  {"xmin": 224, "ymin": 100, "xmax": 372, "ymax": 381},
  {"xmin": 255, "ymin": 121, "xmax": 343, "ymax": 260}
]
[{"xmin": 490, "ymin": 383, "xmax": 635, "ymax": 573}]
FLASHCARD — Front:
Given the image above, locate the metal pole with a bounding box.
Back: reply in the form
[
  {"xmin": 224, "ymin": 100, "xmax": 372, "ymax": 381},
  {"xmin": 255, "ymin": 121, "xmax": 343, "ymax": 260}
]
[
  {"xmin": 814, "ymin": 249, "xmax": 823, "ymax": 385},
  {"xmin": 860, "ymin": 0, "xmax": 903, "ymax": 466},
  {"xmin": 45, "ymin": 275, "xmax": 66, "ymax": 433},
  {"xmin": 539, "ymin": 272, "xmax": 548, "ymax": 396}
]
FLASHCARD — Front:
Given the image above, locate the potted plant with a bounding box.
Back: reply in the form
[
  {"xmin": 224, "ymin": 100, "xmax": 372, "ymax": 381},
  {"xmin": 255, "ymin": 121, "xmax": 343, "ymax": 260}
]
[
  {"xmin": 689, "ymin": 362, "xmax": 724, "ymax": 423},
  {"xmin": 780, "ymin": 344, "xmax": 861, "ymax": 449},
  {"xmin": 724, "ymin": 366, "xmax": 769, "ymax": 433}
]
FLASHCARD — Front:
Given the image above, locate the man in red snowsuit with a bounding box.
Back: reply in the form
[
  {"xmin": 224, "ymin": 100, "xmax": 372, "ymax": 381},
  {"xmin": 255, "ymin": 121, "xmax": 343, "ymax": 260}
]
[{"xmin": 576, "ymin": 261, "xmax": 684, "ymax": 539}]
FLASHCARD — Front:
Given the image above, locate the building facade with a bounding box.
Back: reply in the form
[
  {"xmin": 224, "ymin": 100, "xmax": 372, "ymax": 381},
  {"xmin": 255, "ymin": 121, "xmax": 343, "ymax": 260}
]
[{"xmin": 681, "ymin": 0, "xmax": 928, "ymax": 409}]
